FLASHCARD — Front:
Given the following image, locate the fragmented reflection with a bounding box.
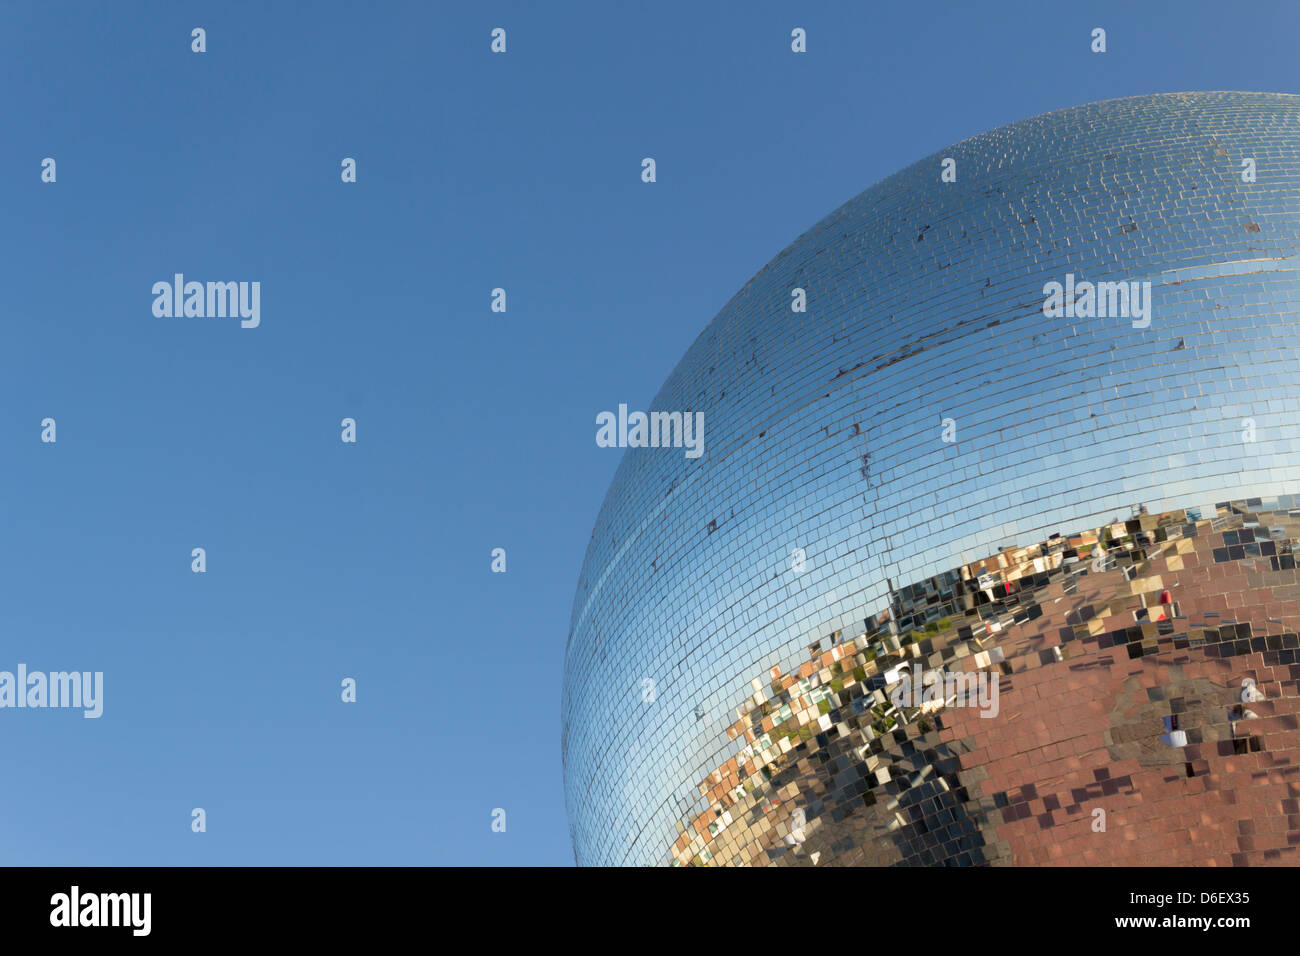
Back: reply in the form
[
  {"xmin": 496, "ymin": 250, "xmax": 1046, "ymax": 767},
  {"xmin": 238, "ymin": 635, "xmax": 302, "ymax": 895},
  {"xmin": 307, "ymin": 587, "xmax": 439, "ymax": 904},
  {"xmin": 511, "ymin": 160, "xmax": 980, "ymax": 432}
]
[{"xmin": 672, "ymin": 500, "xmax": 1300, "ymax": 866}]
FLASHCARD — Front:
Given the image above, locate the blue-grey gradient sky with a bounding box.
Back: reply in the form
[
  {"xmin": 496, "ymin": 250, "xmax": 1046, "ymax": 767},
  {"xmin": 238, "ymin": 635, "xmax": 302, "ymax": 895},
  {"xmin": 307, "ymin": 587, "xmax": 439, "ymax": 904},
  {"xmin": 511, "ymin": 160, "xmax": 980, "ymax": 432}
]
[{"xmin": 2, "ymin": 0, "xmax": 1297, "ymax": 865}]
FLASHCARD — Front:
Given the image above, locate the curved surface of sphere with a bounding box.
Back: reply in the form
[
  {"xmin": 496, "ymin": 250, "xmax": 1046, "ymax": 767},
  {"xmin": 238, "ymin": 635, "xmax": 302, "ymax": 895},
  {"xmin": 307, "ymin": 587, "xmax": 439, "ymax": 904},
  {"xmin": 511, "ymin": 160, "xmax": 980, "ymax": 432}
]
[{"xmin": 563, "ymin": 92, "xmax": 1300, "ymax": 866}]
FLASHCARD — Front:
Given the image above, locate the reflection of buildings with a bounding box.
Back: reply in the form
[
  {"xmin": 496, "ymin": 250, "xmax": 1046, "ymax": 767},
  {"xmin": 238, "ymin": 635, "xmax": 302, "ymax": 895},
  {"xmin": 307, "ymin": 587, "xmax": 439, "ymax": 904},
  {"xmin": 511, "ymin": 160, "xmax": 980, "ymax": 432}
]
[
  {"xmin": 671, "ymin": 500, "xmax": 1300, "ymax": 866},
  {"xmin": 562, "ymin": 92, "xmax": 1300, "ymax": 866}
]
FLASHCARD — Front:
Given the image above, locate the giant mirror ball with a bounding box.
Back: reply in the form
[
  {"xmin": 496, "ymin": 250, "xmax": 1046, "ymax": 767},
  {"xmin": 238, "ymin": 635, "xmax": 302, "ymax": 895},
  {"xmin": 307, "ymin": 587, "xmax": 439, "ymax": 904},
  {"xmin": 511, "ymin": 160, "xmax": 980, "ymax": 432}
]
[{"xmin": 563, "ymin": 92, "xmax": 1300, "ymax": 866}]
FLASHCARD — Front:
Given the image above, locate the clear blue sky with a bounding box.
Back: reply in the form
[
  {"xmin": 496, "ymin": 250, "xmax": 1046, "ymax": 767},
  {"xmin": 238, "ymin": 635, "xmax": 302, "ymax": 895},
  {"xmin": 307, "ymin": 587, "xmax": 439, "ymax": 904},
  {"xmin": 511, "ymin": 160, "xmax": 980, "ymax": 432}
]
[{"xmin": 1, "ymin": 1, "xmax": 1296, "ymax": 865}]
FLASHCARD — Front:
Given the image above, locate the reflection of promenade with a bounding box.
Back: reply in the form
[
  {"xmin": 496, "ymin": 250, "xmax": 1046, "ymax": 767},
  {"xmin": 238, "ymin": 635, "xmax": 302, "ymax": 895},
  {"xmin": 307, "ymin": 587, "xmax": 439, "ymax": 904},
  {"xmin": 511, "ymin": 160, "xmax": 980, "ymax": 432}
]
[{"xmin": 672, "ymin": 499, "xmax": 1300, "ymax": 866}]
